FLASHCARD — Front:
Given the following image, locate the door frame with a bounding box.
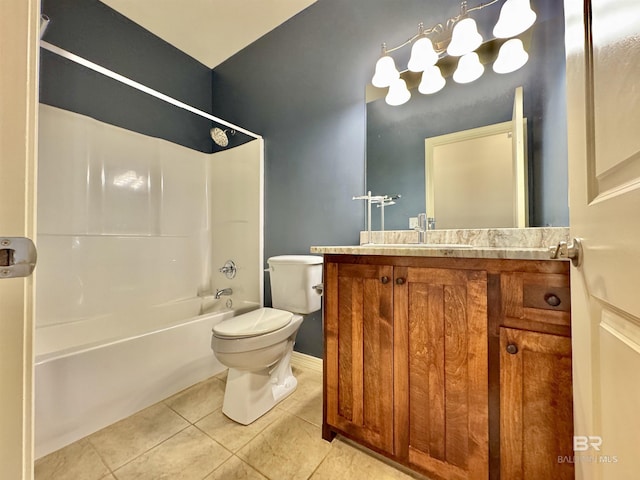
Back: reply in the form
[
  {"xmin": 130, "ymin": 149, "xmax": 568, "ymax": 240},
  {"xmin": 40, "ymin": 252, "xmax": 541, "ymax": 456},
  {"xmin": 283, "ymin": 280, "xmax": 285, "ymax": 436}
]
[{"xmin": 0, "ymin": 0, "xmax": 40, "ymax": 478}]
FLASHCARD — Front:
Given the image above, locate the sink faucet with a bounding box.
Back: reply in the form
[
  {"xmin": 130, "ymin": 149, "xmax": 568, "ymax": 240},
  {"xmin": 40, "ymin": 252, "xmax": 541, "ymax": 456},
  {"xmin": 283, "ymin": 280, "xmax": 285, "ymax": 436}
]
[
  {"xmin": 415, "ymin": 213, "xmax": 427, "ymax": 243},
  {"xmin": 353, "ymin": 191, "xmax": 375, "ymax": 244},
  {"xmin": 353, "ymin": 191, "xmax": 402, "ymax": 244},
  {"xmin": 215, "ymin": 287, "xmax": 233, "ymax": 299}
]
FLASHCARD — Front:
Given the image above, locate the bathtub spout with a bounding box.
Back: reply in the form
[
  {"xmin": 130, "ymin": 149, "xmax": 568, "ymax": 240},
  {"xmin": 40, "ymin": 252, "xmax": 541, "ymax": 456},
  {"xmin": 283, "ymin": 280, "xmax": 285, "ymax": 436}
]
[{"xmin": 215, "ymin": 288, "xmax": 233, "ymax": 299}]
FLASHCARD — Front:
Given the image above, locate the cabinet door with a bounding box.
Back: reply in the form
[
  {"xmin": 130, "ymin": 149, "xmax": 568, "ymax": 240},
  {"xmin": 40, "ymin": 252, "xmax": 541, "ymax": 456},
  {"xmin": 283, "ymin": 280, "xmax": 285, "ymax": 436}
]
[
  {"xmin": 500, "ymin": 327, "xmax": 574, "ymax": 480},
  {"xmin": 324, "ymin": 262, "xmax": 394, "ymax": 454},
  {"xmin": 394, "ymin": 267, "xmax": 488, "ymax": 480}
]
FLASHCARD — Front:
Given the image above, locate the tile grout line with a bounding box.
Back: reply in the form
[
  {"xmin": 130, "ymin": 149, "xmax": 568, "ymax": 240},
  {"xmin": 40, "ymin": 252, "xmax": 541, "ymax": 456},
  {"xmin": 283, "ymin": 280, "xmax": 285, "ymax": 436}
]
[
  {"xmin": 243, "ymin": 456, "xmax": 275, "ymax": 480},
  {"xmin": 194, "ymin": 443, "xmax": 235, "ymax": 480},
  {"xmin": 161, "ymin": 376, "xmax": 228, "ymax": 425},
  {"xmin": 86, "ymin": 440, "xmax": 117, "ymax": 480},
  {"xmin": 288, "ymin": 409, "xmax": 322, "ymax": 429},
  {"xmin": 235, "ymin": 410, "xmax": 330, "ymax": 480},
  {"xmin": 40, "ymin": 365, "xmax": 323, "ymax": 480},
  {"xmin": 303, "ymin": 436, "xmax": 334, "ymax": 480},
  {"xmin": 105, "ymin": 422, "xmax": 192, "ymax": 476},
  {"xmin": 198, "ymin": 453, "xmax": 260, "ymax": 480},
  {"xmin": 111, "ymin": 372, "xmax": 296, "ymax": 477},
  {"xmin": 162, "ymin": 400, "xmax": 194, "ymax": 424},
  {"xmin": 193, "ymin": 406, "xmax": 284, "ymax": 455},
  {"xmin": 189, "ymin": 421, "xmax": 234, "ymax": 455}
]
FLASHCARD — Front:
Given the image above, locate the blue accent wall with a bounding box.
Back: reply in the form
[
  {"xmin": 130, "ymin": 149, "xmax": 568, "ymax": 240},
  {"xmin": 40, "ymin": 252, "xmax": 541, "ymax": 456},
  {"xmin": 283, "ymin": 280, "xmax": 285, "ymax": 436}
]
[
  {"xmin": 367, "ymin": 7, "xmax": 568, "ymax": 229},
  {"xmin": 39, "ymin": 0, "xmax": 251, "ymax": 152},
  {"xmin": 211, "ymin": 0, "xmax": 568, "ymax": 358}
]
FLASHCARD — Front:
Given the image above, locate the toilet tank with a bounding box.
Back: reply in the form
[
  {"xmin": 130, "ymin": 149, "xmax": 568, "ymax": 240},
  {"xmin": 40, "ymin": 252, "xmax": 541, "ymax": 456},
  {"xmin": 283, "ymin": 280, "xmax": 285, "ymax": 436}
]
[{"xmin": 267, "ymin": 255, "xmax": 323, "ymax": 314}]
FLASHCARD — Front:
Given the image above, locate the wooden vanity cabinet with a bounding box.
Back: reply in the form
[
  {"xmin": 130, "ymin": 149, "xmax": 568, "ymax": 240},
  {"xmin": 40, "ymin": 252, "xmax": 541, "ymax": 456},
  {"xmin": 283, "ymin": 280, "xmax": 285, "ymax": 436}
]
[
  {"xmin": 499, "ymin": 328, "xmax": 574, "ymax": 480},
  {"xmin": 498, "ymin": 271, "xmax": 574, "ymax": 480},
  {"xmin": 323, "ymin": 261, "xmax": 395, "ymax": 454},
  {"xmin": 324, "ymin": 255, "xmax": 490, "ymax": 480},
  {"xmin": 394, "ymin": 265, "xmax": 489, "ymax": 480},
  {"xmin": 322, "ymin": 254, "xmax": 573, "ymax": 480}
]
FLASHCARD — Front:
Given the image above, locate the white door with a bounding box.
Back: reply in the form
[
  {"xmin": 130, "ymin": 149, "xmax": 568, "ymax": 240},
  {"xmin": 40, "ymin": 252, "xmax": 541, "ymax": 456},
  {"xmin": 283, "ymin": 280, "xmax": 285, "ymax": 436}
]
[
  {"xmin": 565, "ymin": 0, "xmax": 640, "ymax": 479},
  {"xmin": 0, "ymin": 0, "xmax": 39, "ymax": 478}
]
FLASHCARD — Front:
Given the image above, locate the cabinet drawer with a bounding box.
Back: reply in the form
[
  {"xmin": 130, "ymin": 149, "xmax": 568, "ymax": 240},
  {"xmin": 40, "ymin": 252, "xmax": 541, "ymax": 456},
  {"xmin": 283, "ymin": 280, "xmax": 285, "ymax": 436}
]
[
  {"xmin": 501, "ymin": 272, "xmax": 571, "ymax": 335},
  {"xmin": 523, "ymin": 282, "xmax": 570, "ymax": 313}
]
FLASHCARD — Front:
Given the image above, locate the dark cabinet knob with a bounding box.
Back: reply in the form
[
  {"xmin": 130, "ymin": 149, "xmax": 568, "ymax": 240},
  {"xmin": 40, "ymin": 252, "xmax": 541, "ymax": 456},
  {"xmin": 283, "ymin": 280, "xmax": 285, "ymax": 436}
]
[
  {"xmin": 506, "ymin": 344, "xmax": 518, "ymax": 355},
  {"xmin": 544, "ymin": 293, "xmax": 561, "ymax": 307},
  {"xmin": 396, "ymin": 277, "xmax": 405, "ymax": 285},
  {"xmin": 381, "ymin": 276, "xmax": 389, "ymax": 284}
]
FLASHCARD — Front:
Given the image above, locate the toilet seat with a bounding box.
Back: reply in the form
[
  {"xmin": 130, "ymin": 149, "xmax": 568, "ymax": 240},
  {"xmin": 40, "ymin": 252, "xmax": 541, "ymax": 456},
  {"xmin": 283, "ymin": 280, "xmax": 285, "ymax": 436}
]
[{"xmin": 213, "ymin": 307, "xmax": 293, "ymax": 338}]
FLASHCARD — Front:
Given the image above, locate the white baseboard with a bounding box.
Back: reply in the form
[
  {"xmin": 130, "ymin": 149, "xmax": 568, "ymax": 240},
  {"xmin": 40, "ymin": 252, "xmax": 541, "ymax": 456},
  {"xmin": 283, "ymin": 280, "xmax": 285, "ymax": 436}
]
[{"xmin": 291, "ymin": 351, "xmax": 323, "ymax": 373}]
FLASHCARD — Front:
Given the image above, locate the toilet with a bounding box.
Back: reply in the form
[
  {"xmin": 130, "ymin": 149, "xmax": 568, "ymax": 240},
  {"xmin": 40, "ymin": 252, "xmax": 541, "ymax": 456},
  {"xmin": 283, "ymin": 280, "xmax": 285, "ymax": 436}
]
[{"xmin": 210, "ymin": 255, "xmax": 323, "ymax": 425}]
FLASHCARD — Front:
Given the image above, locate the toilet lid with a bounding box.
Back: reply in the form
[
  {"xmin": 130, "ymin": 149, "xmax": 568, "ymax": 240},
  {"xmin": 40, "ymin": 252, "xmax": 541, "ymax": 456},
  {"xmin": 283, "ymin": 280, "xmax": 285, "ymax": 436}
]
[{"xmin": 213, "ymin": 307, "xmax": 293, "ymax": 338}]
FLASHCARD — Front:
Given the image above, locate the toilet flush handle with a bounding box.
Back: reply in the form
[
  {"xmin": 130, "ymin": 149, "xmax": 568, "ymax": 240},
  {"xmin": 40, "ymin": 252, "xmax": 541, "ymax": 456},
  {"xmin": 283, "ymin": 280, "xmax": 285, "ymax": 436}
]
[{"xmin": 312, "ymin": 283, "xmax": 324, "ymax": 295}]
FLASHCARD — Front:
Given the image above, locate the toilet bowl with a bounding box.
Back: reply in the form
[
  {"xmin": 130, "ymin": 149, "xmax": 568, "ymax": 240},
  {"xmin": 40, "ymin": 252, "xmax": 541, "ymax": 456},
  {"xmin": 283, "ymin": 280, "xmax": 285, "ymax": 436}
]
[{"xmin": 211, "ymin": 255, "xmax": 323, "ymax": 425}]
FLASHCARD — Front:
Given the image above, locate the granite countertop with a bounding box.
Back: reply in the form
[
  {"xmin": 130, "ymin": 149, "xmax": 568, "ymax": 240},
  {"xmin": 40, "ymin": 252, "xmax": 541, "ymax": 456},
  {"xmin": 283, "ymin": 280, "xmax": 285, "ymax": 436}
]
[
  {"xmin": 310, "ymin": 244, "xmax": 560, "ymax": 260},
  {"xmin": 310, "ymin": 227, "xmax": 570, "ymax": 261}
]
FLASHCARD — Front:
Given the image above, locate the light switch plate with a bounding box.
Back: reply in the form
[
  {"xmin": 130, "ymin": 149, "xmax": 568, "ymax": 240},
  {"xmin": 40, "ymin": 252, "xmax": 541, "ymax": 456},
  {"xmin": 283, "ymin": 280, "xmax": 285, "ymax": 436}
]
[{"xmin": 409, "ymin": 217, "xmax": 418, "ymax": 229}]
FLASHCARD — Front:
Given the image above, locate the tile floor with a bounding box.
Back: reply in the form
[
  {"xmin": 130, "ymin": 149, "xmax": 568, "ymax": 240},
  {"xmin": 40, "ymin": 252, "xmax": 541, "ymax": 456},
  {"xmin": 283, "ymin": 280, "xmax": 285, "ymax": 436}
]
[{"xmin": 35, "ymin": 365, "xmax": 429, "ymax": 480}]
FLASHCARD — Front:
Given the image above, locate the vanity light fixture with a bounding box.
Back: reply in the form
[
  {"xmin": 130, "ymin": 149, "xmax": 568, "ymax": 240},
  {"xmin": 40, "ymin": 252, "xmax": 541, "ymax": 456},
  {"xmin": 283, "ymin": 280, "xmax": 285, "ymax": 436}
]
[
  {"xmin": 407, "ymin": 26, "xmax": 439, "ymax": 72},
  {"xmin": 493, "ymin": 0, "xmax": 537, "ymax": 38},
  {"xmin": 385, "ymin": 77, "xmax": 411, "ymax": 106},
  {"xmin": 493, "ymin": 38, "xmax": 529, "ymax": 74},
  {"xmin": 418, "ymin": 65, "xmax": 446, "ymax": 95},
  {"xmin": 447, "ymin": 17, "xmax": 483, "ymax": 56},
  {"xmin": 372, "ymin": 46, "xmax": 400, "ymax": 88},
  {"xmin": 453, "ymin": 52, "xmax": 485, "ymax": 83},
  {"xmin": 371, "ymin": 0, "xmax": 536, "ymax": 105}
]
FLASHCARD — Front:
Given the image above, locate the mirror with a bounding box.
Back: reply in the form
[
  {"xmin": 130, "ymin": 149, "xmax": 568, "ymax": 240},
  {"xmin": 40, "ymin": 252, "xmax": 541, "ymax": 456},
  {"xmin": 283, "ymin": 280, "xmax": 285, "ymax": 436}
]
[
  {"xmin": 426, "ymin": 87, "xmax": 528, "ymax": 229},
  {"xmin": 365, "ymin": 2, "xmax": 569, "ymax": 231}
]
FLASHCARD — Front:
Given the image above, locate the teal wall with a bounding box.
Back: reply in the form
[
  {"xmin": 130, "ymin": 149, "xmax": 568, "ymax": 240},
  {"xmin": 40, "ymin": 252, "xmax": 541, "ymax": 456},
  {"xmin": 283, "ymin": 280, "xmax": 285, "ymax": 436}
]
[
  {"xmin": 40, "ymin": 0, "xmax": 568, "ymax": 359},
  {"xmin": 367, "ymin": 10, "xmax": 567, "ymax": 229},
  {"xmin": 40, "ymin": 0, "xmax": 252, "ymax": 152},
  {"xmin": 212, "ymin": 0, "xmax": 568, "ymax": 358}
]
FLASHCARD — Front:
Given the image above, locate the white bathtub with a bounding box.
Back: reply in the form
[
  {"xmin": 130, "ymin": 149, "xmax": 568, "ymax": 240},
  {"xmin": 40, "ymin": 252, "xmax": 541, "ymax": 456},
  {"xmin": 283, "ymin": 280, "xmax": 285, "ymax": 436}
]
[{"xmin": 34, "ymin": 298, "xmax": 254, "ymax": 459}]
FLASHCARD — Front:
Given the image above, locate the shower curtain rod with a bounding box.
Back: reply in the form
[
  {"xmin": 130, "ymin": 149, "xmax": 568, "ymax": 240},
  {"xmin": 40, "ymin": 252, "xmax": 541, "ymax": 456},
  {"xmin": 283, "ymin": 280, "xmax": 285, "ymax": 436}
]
[{"xmin": 40, "ymin": 41, "xmax": 262, "ymax": 141}]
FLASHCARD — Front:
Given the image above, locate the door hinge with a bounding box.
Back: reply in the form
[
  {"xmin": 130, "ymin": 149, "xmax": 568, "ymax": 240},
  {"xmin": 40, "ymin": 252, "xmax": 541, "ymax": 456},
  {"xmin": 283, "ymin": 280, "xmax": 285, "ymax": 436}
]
[{"xmin": 0, "ymin": 237, "xmax": 37, "ymax": 278}]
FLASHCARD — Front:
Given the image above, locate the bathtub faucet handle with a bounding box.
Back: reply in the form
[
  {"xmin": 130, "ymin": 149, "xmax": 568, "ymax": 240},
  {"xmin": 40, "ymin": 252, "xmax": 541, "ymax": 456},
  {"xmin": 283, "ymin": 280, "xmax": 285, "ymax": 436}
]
[{"xmin": 219, "ymin": 260, "xmax": 237, "ymax": 279}]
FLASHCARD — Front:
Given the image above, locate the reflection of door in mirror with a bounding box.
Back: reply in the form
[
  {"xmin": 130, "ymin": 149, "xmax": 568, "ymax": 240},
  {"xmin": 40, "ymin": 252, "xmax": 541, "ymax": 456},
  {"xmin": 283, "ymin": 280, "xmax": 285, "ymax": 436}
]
[{"xmin": 426, "ymin": 87, "xmax": 528, "ymax": 229}]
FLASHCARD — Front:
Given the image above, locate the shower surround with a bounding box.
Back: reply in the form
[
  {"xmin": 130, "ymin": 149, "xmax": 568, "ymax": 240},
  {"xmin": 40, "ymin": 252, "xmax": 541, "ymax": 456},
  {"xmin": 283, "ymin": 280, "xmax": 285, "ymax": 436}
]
[{"xmin": 34, "ymin": 105, "xmax": 263, "ymax": 458}]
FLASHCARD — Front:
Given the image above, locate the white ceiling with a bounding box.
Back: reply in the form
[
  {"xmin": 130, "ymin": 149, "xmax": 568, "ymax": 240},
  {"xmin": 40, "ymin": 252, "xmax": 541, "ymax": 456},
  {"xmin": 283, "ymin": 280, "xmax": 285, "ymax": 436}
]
[{"xmin": 101, "ymin": 0, "xmax": 317, "ymax": 68}]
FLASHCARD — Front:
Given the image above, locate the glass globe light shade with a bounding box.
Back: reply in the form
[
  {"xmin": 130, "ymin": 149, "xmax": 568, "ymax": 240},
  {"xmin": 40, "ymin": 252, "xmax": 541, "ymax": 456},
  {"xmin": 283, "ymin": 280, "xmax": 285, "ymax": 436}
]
[
  {"xmin": 493, "ymin": 0, "xmax": 537, "ymax": 38},
  {"xmin": 408, "ymin": 37, "xmax": 438, "ymax": 72},
  {"xmin": 447, "ymin": 18, "xmax": 483, "ymax": 56},
  {"xmin": 453, "ymin": 52, "xmax": 485, "ymax": 84},
  {"xmin": 372, "ymin": 55, "xmax": 399, "ymax": 88},
  {"xmin": 493, "ymin": 38, "xmax": 529, "ymax": 74},
  {"xmin": 418, "ymin": 66, "xmax": 446, "ymax": 94},
  {"xmin": 385, "ymin": 78, "xmax": 411, "ymax": 106}
]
